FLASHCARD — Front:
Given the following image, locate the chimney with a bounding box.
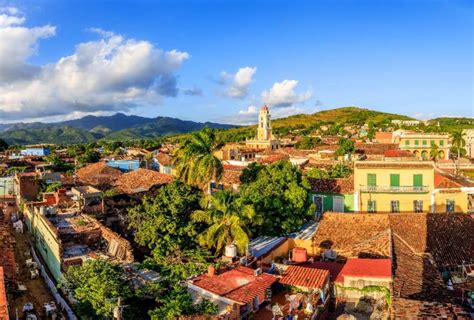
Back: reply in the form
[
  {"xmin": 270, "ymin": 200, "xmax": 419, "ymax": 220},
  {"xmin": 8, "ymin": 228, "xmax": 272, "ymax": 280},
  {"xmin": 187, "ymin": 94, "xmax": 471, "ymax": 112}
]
[{"xmin": 208, "ymin": 265, "xmax": 215, "ymax": 277}]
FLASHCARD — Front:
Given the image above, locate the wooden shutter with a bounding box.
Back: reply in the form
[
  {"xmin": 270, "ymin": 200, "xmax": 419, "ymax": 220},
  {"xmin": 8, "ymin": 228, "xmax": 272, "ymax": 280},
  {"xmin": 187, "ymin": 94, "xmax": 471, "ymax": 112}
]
[
  {"xmin": 367, "ymin": 174, "xmax": 377, "ymax": 187},
  {"xmin": 413, "ymin": 174, "xmax": 423, "ymax": 187},
  {"xmin": 390, "ymin": 174, "xmax": 400, "ymax": 187}
]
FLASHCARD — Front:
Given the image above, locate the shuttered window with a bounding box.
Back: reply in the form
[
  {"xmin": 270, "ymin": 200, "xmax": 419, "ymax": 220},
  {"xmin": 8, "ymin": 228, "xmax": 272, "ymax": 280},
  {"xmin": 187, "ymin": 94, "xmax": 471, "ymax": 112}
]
[
  {"xmin": 390, "ymin": 174, "xmax": 400, "ymax": 188},
  {"xmin": 368, "ymin": 200, "xmax": 377, "ymax": 213},
  {"xmin": 413, "ymin": 174, "xmax": 423, "ymax": 188},
  {"xmin": 391, "ymin": 200, "xmax": 400, "ymax": 213},
  {"xmin": 367, "ymin": 174, "xmax": 377, "ymax": 187}
]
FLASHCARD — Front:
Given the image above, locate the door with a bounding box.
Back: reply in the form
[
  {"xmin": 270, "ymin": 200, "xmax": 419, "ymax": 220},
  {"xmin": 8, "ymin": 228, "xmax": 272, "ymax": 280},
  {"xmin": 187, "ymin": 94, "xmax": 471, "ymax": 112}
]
[
  {"xmin": 333, "ymin": 196, "xmax": 344, "ymax": 212},
  {"xmin": 313, "ymin": 195, "xmax": 323, "ymax": 216}
]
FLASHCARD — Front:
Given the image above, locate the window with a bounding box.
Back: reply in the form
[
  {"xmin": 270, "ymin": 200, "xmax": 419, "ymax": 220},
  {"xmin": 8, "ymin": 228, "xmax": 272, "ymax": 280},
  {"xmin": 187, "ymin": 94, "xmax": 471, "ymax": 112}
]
[
  {"xmin": 439, "ymin": 140, "xmax": 444, "ymax": 146},
  {"xmin": 415, "ymin": 140, "xmax": 419, "ymax": 146},
  {"xmin": 413, "ymin": 174, "xmax": 423, "ymax": 190},
  {"xmin": 446, "ymin": 199, "xmax": 455, "ymax": 213},
  {"xmin": 413, "ymin": 200, "xmax": 423, "ymax": 213},
  {"xmin": 391, "ymin": 200, "xmax": 400, "ymax": 213},
  {"xmin": 368, "ymin": 200, "xmax": 377, "ymax": 213},
  {"xmin": 313, "ymin": 195, "xmax": 324, "ymax": 215},
  {"xmin": 422, "ymin": 140, "xmax": 427, "ymax": 146},
  {"xmin": 367, "ymin": 173, "xmax": 377, "ymax": 190},
  {"xmin": 405, "ymin": 140, "xmax": 410, "ymax": 146},
  {"xmin": 390, "ymin": 174, "xmax": 400, "ymax": 189}
]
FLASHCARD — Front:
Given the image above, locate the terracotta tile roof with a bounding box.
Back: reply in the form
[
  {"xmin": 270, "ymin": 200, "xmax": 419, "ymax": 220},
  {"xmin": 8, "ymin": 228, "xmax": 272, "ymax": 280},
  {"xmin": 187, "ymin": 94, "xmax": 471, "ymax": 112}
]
[
  {"xmin": 257, "ymin": 153, "xmax": 288, "ymax": 164},
  {"xmin": 334, "ymin": 258, "xmax": 391, "ymax": 283},
  {"xmin": 312, "ymin": 213, "xmax": 391, "ymax": 259},
  {"xmin": 392, "ymin": 297, "xmax": 470, "ymax": 319},
  {"xmin": 383, "ymin": 149, "xmax": 414, "ymax": 158},
  {"xmin": 307, "ymin": 177, "xmax": 354, "ymax": 194},
  {"xmin": 191, "ymin": 266, "xmax": 277, "ymax": 304},
  {"xmin": 115, "ymin": 168, "xmax": 172, "ymax": 194},
  {"xmin": 0, "ymin": 268, "xmax": 8, "ymax": 320},
  {"xmin": 221, "ymin": 167, "xmax": 244, "ymax": 186},
  {"xmin": 275, "ymin": 147, "xmax": 312, "ymax": 157},
  {"xmin": 390, "ymin": 213, "xmax": 473, "ymax": 318},
  {"xmin": 434, "ymin": 171, "xmax": 474, "ymax": 188},
  {"xmin": 280, "ymin": 265, "xmax": 329, "ymax": 289},
  {"xmin": 155, "ymin": 153, "xmax": 172, "ymax": 166},
  {"xmin": 76, "ymin": 162, "xmax": 123, "ymax": 187},
  {"xmin": 389, "ymin": 213, "xmax": 474, "ymax": 267},
  {"xmin": 355, "ymin": 143, "xmax": 399, "ymax": 155},
  {"xmin": 298, "ymin": 261, "xmax": 344, "ymax": 281},
  {"xmin": 391, "ymin": 235, "xmax": 470, "ymax": 318}
]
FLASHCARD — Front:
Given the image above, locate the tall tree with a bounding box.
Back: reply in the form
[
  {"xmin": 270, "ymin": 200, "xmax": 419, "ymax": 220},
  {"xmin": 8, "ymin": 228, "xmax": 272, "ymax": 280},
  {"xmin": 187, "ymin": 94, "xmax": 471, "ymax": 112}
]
[
  {"xmin": 192, "ymin": 191, "xmax": 259, "ymax": 254},
  {"xmin": 335, "ymin": 138, "xmax": 355, "ymax": 157},
  {"xmin": 128, "ymin": 181, "xmax": 202, "ymax": 257},
  {"xmin": 64, "ymin": 259, "xmax": 132, "ymax": 318},
  {"xmin": 239, "ymin": 161, "xmax": 314, "ymax": 236},
  {"xmin": 451, "ymin": 130, "xmax": 466, "ymax": 174},
  {"xmin": 172, "ymin": 127, "xmax": 223, "ymax": 189}
]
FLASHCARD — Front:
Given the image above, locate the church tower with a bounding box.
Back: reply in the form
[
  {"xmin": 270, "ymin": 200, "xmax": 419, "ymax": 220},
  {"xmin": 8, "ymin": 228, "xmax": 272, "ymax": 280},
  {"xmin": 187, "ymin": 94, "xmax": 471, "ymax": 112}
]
[{"xmin": 257, "ymin": 105, "xmax": 272, "ymax": 141}]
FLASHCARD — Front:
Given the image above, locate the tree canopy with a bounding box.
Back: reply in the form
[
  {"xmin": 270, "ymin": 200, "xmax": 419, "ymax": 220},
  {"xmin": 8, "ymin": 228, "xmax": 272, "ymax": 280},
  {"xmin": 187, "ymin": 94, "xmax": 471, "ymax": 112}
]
[
  {"xmin": 192, "ymin": 191, "xmax": 260, "ymax": 254},
  {"xmin": 239, "ymin": 161, "xmax": 314, "ymax": 236},
  {"xmin": 128, "ymin": 181, "xmax": 203, "ymax": 257},
  {"xmin": 172, "ymin": 127, "xmax": 223, "ymax": 188},
  {"xmin": 64, "ymin": 259, "xmax": 132, "ymax": 318}
]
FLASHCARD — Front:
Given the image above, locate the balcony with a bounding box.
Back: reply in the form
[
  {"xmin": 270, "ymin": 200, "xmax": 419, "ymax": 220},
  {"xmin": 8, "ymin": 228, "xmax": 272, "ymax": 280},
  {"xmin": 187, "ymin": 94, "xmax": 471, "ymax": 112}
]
[{"xmin": 360, "ymin": 185, "xmax": 430, "ymax": 193}]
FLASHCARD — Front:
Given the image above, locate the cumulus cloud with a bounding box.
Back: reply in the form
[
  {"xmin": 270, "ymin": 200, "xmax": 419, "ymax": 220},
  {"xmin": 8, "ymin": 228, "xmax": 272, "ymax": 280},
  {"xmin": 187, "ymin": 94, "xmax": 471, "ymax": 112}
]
[
  {"xmin": 220, "ymin": 66, "xmax": 257, "ymax": 98},
  {"xmin": 261, "ymin": 80, "xmax": 312, "ymax": 108},
  {"xmin": 223, "ymin": 104, "xmax": 312, "ymax": 125},
  {"xmin": 0, "ymin": 8, "xmax": 189, "ymax": 121},
  {"xmin": 182, "ymin": 85, "xmax": 203, "ymax": 96}
]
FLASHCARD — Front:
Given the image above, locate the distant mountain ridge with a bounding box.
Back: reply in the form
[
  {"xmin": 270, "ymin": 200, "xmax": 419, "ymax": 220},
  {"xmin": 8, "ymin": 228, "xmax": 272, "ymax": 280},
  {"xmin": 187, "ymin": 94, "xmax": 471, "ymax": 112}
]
[
  {"xmin": 0, "ymin": 113, "xmax": 235, "ymax": 145},
  {"xmin": 1, "ymin": 107, "xmax": 472, "ymax": 145}
]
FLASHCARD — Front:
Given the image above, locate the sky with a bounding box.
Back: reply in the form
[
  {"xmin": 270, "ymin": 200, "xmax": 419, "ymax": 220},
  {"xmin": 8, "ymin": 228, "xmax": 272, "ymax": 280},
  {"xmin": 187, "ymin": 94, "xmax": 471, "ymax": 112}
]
[{"xmin": 0, "ymin": 0, "xmax": 472, "ymax": 124}]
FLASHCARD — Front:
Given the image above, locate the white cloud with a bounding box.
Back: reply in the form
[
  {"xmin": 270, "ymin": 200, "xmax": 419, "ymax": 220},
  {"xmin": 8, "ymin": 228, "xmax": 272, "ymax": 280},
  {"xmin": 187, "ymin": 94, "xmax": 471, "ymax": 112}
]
[
  {"xmin": 220, "ymin": 66, "xmax": 257, "ymax": 98},
  {"xmin": 261, "ymin": 79, "xmax": 312, "ymax": 108},
  {"xmin": 238, "ymin": 105, "xmax": 257, "ymax": 115},
  {"xmin": 0, "ymin": 8, "xmax": 189, "ymax": 121},
  {"xmin": 224, "ymin": 104, "xmax": 313, "ymax": 125}
]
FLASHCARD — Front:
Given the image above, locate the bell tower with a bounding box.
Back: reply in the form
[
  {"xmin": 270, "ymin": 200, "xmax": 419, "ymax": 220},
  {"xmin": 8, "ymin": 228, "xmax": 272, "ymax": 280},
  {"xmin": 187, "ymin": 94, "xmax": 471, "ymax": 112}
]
[{"xmin": 257, "ymin": 105, "xmax": 272, "ymax": 141}]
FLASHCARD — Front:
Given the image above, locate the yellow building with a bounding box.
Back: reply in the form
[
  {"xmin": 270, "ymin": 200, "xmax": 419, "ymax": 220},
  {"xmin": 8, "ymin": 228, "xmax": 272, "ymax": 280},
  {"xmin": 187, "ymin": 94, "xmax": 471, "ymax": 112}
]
[
  {"xmin": 354, "ymin": 160, "xmax": 435, "ymax": 213},
  {"xmin": 394, "ymin": 131, "xmax": 451, "ymax": 160},
  {"xmin": 246, "ymin": 105, "xmax": 280, "ymax": 150},
  {"xmin": 432, "ymin": 172, "xmax": 474, "ymax": 213}
]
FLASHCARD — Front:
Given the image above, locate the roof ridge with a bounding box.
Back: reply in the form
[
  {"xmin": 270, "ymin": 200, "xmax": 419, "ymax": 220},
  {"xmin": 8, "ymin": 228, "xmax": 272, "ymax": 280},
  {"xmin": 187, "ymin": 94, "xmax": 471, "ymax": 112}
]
[{"xmin": 349, "ymin": 229, "xmax": 390, "ymax": 249}]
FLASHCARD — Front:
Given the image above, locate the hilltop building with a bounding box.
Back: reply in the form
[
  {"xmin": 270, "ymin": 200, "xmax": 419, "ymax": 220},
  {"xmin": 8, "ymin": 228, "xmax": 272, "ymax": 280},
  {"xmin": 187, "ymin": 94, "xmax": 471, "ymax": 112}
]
[
  {"xmin": 246, "ymin": 105, "xmax": 280, "ymax": 150},
  {"xmin": 393, "ymin": 131, "xmax": 451, "ymax": 160}
]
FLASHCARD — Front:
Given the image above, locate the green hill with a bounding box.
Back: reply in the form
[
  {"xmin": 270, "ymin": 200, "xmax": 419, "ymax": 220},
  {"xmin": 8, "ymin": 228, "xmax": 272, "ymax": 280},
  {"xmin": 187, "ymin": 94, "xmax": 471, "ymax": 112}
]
[{"xmin": 0, "ymin": 126, "xmax": 96, "ymax": 145}]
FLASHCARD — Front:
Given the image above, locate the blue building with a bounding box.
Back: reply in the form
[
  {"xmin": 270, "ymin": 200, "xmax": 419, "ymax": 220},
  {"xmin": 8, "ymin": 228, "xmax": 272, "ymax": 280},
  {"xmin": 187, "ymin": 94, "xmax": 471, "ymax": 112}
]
[
  {"xmin": 106, "ymin": 159, "xmax": 140, "ymax": 172},
  {"xmin": 20, "ymin": 147, "xmax": 50, "ymax": 157}
]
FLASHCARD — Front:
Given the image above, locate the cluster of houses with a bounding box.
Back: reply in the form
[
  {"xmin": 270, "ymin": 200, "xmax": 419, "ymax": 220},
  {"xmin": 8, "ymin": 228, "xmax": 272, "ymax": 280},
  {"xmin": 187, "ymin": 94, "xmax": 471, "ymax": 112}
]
[{"xmin": 0, "ymin": 106, "xmax": 473, "ymax": 319}]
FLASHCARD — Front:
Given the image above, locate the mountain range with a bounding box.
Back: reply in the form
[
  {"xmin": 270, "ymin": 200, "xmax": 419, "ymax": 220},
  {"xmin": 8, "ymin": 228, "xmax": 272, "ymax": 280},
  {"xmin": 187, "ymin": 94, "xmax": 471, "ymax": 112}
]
[
  {"xmin": 0, "ymin": 113, "xmax": 235, "ymax": 145},
  {"xmin": 1, "ymin": 107, "xmax": 472, "ymax": 145}
]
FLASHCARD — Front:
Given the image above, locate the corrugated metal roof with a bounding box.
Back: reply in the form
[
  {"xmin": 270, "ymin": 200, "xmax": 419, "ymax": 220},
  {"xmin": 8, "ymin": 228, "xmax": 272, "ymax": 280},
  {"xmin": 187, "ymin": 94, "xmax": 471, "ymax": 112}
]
[{"xmin": 290, "ymin": 221, "xmax": 319, "ymax": 240}]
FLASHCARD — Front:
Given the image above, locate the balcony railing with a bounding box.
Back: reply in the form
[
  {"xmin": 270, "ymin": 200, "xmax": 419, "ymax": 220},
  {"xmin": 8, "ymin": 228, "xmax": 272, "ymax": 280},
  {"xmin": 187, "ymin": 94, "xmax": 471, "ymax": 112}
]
[{"xmin": 360, "ymin": 185, "xmax": 430, "ymax": 193}]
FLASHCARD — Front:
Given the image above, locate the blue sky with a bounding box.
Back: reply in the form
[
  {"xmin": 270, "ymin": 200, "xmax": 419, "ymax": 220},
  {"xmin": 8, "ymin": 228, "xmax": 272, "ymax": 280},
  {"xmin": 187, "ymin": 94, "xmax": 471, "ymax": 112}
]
[{"xmin": 0, "ymin": 0, "xmax": 472, "ymax": 124}]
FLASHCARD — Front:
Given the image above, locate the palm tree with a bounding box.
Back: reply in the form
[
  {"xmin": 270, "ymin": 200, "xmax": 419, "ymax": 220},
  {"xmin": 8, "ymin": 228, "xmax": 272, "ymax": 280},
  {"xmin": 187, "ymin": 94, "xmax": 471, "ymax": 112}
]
[
  {"xmin": 172, "ymin": 127, "xmax": 223, "ymax": 190},
  {"xmin": 451, "ymin": 130, "xmax": 466, "ymax": 174},
  {"xmin": 430, "ymin": 142, "xmax": 440, "ymax": 161},
  {"xmin": 192, "ymin": 191, "xmax": 260, "ymax": 255}
]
